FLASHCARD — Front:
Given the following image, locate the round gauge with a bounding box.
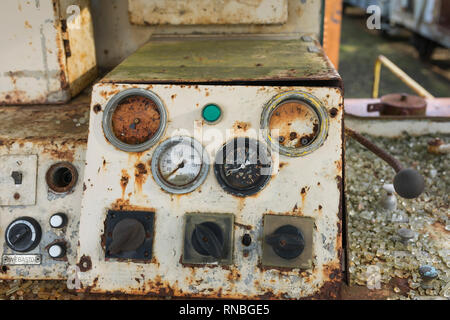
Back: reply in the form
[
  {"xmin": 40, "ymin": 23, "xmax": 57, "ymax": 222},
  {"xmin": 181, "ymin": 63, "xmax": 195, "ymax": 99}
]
[
  {"xmin": 103, "ymin": 88, "xmax": 167, "ymax": 152},
  {"xmin": 5, "ymin": 217, "xmax": 42, "ymax": 252},
  {"xmin": 214, "ymin": 137, "xmax": 272, "ymax": 197},
  {"xmin": 151, "ymin": 136, "xmax": 210, "ymax": 194},
  {"xmin": 261, "ymin": 91, "xmax": 329, "ymax": 157}
]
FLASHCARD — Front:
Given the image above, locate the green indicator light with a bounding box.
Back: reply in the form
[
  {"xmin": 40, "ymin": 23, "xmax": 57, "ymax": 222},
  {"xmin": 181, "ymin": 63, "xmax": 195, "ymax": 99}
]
[{"xmin": 202, "ymin": 104, "xmax": 222, "ymax": 123}]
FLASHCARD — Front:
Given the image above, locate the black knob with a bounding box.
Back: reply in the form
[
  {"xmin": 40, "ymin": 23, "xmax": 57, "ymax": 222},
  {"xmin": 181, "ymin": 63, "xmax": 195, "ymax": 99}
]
[
  {"xmin": 191, "ymin": 222, "xmax": 224, "ymax": 259},
  {"xmin": 5, "ymin": 217, "xmax": 42, "ymax": 252},
  {"xmin": 109, "ymin": 219, "xmax": 146, "ymax": 255},
  {"xmin": 265, "ymin": 225, "xmax": 305, "ymax": 260},
  {"xmin": 242, "ymin": 234, "xmax": 252, "ymax": 247},
  {"xmin": 394, "ymin": 168, "xmax": 425, "ymax": 199}
]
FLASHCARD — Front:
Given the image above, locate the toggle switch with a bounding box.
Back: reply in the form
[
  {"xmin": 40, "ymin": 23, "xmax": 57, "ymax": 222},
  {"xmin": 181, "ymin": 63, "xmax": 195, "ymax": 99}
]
[
  {"xmin": 11, "ymin": 171, "xmax": 23, "ymax": 185},
  {"xmin": 183, "ymin": 213, "xmax": 234, "ymax": 265}
]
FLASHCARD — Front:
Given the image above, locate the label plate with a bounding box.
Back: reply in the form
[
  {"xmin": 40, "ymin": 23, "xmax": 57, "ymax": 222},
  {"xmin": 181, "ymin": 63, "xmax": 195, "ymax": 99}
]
[{"xmin": 2, "ymin": 254, "xmax": 42, "ymax": 265}]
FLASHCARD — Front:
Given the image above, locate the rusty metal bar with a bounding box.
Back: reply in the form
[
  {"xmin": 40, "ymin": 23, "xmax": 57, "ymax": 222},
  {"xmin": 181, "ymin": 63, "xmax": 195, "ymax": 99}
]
[
  {"xmin": 344, "ymin": 127, "xmax": 403, "ymax": 172},
  {"xmin": 372, "ymin": 55, "xmax": 434, "ymax": 99}
]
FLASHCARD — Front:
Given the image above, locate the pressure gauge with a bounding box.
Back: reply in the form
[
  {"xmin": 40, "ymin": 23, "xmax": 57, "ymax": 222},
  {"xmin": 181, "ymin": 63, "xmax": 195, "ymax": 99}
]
[
  {"xmin": 151, "ymin": 136, "xmax": 209, "ymax": 194},
  {"xmin": 261, "ymin": 91, "xmax": 329, "ymax": 157},
  {"xmin": 103, "ymin": 89, "xmax": 167, "ymax": 152},
  {"xmin": 214, "ymin": 137, "xmax": 272, "ymax": 197}
]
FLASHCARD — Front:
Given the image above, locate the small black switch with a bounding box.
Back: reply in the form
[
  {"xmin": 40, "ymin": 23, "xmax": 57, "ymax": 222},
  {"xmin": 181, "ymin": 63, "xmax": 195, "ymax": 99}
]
[
  {"xmin": 265, "ymin": 225, "xmax": 305, "ymax": 260},
  {"xmin": 109, "ymin": 219, "xmax": 146, "ymax": 255},
  {"xmin": 183, "ymin": 213, "xmax": 234, "ymax": 265},
  {"xmin": 104, "ymin": 210, "xmax": 155, "ymax": 261},
  {"xmin": 242, "ymin": 234, "xmax": 252, "ymax": 247},
  {"xmin": 5, "ymin": 217, "xmax": 42, "ymax": 252},
  {"xmin": 192, "ymin": 222, "xmax": 224, "ymax": 258},
  {"xmin": 11, "ymin": 171, "xmax": 23, "ymax": 185}
]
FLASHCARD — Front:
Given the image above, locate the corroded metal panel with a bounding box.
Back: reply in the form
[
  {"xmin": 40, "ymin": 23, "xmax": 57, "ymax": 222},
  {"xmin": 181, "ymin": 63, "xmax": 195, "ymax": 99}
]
[
  {"xmin": 102, "ymin": 39, "xmax": 340, "ymax": 84},
  {"xmin": 91, "ymin": 0, "xmax": 323, "ymax": 69},
  {"xmin": 0, "ymin": 0, "xmax": 96, "ymax": 105},
  {"xmin": 0, "ymin": 99, "xmax": 89, "ymax": 279},
  {"xmin": 77, "ymin": 83, "xmax": 344, "ymax": 298},
  {"xmin": 128, "ymin": 0, "xmax": 288, "ymax": 25}
]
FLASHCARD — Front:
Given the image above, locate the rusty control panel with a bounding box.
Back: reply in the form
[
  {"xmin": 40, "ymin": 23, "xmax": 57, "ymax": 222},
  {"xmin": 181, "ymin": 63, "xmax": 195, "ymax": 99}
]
[
  {"xmin": 0, "ymin": 100, "xmax": 89, "ymax": 280},
  {"xmin": 76, "ymin": 38, "xmax": 345, "ymax": 299}
]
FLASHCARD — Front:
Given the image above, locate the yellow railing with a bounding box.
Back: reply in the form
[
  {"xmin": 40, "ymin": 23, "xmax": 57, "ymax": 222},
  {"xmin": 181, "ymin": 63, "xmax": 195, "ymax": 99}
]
[{"xmin": 372, "ymin": 55, "xmax": 434, "ymax": 99}]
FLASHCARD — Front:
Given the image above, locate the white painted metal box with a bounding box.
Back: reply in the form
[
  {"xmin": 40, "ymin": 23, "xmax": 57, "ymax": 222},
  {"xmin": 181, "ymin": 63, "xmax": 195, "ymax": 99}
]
[{"xmin": 77, "ymin": 38, "xmax": 345, "ymax": 299}]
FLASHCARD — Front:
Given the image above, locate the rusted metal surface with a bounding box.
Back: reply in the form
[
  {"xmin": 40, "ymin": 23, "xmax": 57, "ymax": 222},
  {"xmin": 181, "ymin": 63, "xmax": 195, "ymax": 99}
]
[
  {"xmin": 0, "ymin": 0, "xmax": 96, "ymax": 105},
  {"xmin": 45, "ymin": 161, "xmax": 79, "ymax": 194},
  {"xmin": 128, "ymin": 0, "xmax": 288, "ymax": 26},
  {"xmin": 58, "ymin": 0, "xmax": 98, "ymax": 98},
  {"xmin": 102, "ymin": 39, "xmax": 341, "ymax": 86},
  {"xmin": 367, "ymin": 94, "xmax": 427, "ymax": 116},
  {"xmin": 345, "ymin": 98, "xmax": 450, "ymax": 119},
  {"xmin": 111, "ymin": 95, "xmax": 161, "ymax": 145},
  {"xmin": 77, "ymin": 82, "xmax": 344, "ymax": 298},
  {"xmin": 345, "ymin": 98, "xmax": 450, "ymax": 137},
  {"xmin": 91, "ymin": 0, "xmax": 322, "ymax": 69},
  {"xmin": 0, "ymin": 96, "xmax": 88, "ymax": 280}
]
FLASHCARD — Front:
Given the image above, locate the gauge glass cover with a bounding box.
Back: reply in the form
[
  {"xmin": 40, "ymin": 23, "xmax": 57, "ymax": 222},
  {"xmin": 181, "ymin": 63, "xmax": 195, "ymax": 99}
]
[
  {"xmin": 151, "ymin": 136, "xmax": 209, "ymax": 194},
  {"xmin": 261, "ymin": 91, "xmax": 329, "ymax": 157},
  {"xmin": 103, "ymin": 89, "xmax": 167, "ymax": 152},
  {"xmin": 214, "ymin": 138, "xmax": 272, "ymax": 197}
]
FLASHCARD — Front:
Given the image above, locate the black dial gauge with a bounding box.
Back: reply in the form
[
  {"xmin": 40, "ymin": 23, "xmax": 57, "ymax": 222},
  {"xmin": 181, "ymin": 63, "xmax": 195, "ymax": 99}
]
[
  {"xmin": 5, "ymin": 217, "xmax": 42, "ymax": 252},
  {"xmin": 214, "ymin": 137, "xmax": 272, "ymax": 197}
]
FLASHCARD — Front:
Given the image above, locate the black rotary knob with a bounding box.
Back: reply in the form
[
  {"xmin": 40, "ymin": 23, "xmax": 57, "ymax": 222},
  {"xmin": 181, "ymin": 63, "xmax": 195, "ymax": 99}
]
[
  {"xmin": 191, "ymin": 222, "xmax": 224, "ymax": 259},
  {"xmin": 265, "ymin": 225, "xmax": 305, "ymax": 260},
  {"xmin": 108, "ymin": 219, "xmax": 146, "ymax": 255},
  {"xmin": 5, "ymin": 217, "xmax": 42, "ymax": 252}
]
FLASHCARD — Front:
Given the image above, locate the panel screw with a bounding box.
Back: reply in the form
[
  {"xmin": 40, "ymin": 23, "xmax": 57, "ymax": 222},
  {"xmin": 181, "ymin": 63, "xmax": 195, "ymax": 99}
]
[{"xmin": 13, "ymin": 193, "xmax": 20, "ymax": 200}]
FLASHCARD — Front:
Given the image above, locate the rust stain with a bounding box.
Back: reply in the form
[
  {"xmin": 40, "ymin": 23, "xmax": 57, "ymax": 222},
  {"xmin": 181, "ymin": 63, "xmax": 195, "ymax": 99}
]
[
  {"xmin": 232, "ymin": 121, "xmax": 251, "ymax": 132},
  {"xmin": 77, "ymin": 255, "xmax": 92, "ymax": 272},
  {"xmin": 111, "ymin": 95, "xmax": 161, "ymax": 145},
  {"xmin": 120, "ymin": 169, "xmax": 130, "ymax": 198},
  {"xmin": 269, "ymin": 100, "xmax": 320, "ymax": 148},
  {"xmin": 134, "ymin": 162, "xmax": 149, "ymax": 193}
]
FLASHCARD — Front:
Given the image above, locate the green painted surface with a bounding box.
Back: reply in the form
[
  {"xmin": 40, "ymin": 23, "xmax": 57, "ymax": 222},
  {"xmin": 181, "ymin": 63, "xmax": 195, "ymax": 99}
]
[{"xmin": 103, "ymin": 39, "xmax": 340, "ymax": 83}]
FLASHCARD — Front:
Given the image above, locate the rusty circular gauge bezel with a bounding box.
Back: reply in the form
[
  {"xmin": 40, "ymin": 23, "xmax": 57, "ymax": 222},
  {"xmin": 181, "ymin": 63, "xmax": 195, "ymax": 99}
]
[
  {"xmin": 214, "ymin": 137, "xmax": 272, "ymax": 197},
  {"xmin": 46, "ymin": 162, "xmax": 78, "ymax": 194},
  {"xmin": 151, "ymin": 136, "xmax": 210, "ymax": 195},
  {"xmin": 102, "ymin": 88, "xmax": 167, "ymax": 152},
  {"xmin": 260, "ymin": 91, "xmax": 329, "ymax": 157}
]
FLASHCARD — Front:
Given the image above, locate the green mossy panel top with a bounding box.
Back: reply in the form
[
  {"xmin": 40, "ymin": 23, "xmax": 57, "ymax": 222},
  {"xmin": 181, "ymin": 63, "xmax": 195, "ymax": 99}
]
[{"xmin": 102, "ymin": 39, "xmax": 341, "ymax": 84}]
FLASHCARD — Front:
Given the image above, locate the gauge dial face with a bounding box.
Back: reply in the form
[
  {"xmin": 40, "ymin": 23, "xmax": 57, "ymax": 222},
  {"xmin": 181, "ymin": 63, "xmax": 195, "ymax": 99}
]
[
  {"xmin": 103, "ymin": 89, "xmax": 167, "ymax": 152},
  {"xmin": 158, "ymin": 143, "xmax": 202, "ymax": 187},
  {"xmin": 111, "ymin": 95, "xmax": 161, "ymax": 145},
  {"xmin": 261, "ymin": 91, "xmax": 329, "ymax": 157},
  {"xmin": 269, "ymin": 100, "xmax": 319, "ymax": 148},
  {"xmin": 214, "ymin": 138, "xmax": 272, "ymax": 197},
  {"xmin": 152, "ymin": 137, "xmax": 209, "ymax": 194}
]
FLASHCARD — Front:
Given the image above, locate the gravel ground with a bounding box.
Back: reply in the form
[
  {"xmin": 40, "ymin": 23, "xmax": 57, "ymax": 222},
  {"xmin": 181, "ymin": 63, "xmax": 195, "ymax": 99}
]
[{"xmin": 1, "ymin": 133, "xmax": 448, "ymax": 300}]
